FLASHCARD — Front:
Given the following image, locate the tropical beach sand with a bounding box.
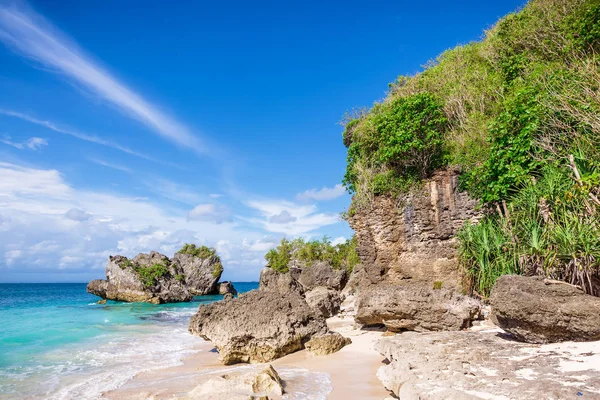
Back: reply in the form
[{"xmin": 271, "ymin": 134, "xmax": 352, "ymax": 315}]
[{"xmin": 104, "ymin": 315, "xmax": 391, "ymax": 399}]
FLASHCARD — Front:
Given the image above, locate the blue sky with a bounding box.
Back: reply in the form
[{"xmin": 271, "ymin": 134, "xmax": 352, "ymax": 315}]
[{"xmin": 0, "ymin": 0, "xmax": 524, "ymax": 282}]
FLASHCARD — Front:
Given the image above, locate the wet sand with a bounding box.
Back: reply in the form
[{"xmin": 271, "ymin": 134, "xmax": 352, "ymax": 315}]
[{"xmin": 104, "ymin": 315, "xmax": 391, "ymax": 399}]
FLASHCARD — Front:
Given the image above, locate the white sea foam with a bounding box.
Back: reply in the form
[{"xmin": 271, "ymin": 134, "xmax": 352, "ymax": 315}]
[{"xmin": 2, "ymin": 309, "xmax": 200, "ymax": 400}]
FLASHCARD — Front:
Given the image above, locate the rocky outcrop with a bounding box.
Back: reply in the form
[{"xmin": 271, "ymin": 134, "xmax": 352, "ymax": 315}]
[
  {"xmin": 259, "ymin": 262, "xmax": 347, "ymax": 296},
  {"xmin": 171, "ymin": 252, "xmax": 221, "ymax": 295},
  {"xmin": 188, "ymin": 290, "xmax": 328, "ymax": 364},
  {"xmin": 305, "ymin": 332, "xmax": 351, "ymax": 356},
  {"xmin": 86, "ymin": 248, "xmax": 223, "ymax": 303},
  {"xmin": 259, "ymin": 267, "xmax": 305, "ymax": 295},
  {"xmin": 355, "ymin": 282, "xmax": 481, "ymax": 332},
  {"xmin": 490, "ymin": 275, "xmax": 600, "ymax": 343},
  {"xmin": 376, "ymin": 329, "xmax": 600, "ymax": 399},
  {"xmin": 305, "ymin": 286, "xmax": 342, "ymax": 318},
  {"xmin": 218, "ymin": 281, "xmax": 237, "ymax": 296},
  {"xmin": 296, "ymin": 261, "xmax": 347, "ymax": 291},
  {"xmin": 341, "ymin": 263, "xmax": 368, "ymax": 297},
  {"xmin": 348, "ymin": 168, "xmax": 480, "ymax": 287},
  {"xmin": 87, "ymin": 252, "xmax": 192, "ymax": 304}
]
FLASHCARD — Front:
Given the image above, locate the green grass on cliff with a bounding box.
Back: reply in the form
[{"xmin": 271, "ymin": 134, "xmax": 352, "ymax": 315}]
[
  {"xmin": 342, "ymin": 0, "xmax": 600, "ymax": 297},
  {"xmin": 265, "ymin": 236, "xmax": 360, "ymax": 273}
]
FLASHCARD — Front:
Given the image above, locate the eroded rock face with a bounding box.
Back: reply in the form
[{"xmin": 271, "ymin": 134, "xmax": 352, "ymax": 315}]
[
  {"xmin": 341, "ymin": 263, "xmax": 368, "ymax": 297},
  {"xmin": 86, "ymin": 250, "xmax": 222, "ymax": 303},
  {"xmin": 490, "ymin": 275, "xmax": 600, "ymax": 343},
  {"xmin": 305, "ymin": 286, "xmax": 342, "ymax": 318},
  {"xmin": 355, "ymin": 282, "xmax": 481, "ymax": 332},
  {"xmin": 258, "ymin": 267, "xmax": 305, "ymax": 295},
  {"xmin": 188, "ymin": 290, "xmax": 328, "ymax": 364},
  {"xmin": 348, "ymin": 168, "xmax": 480, "ymax": 287},
  {"xmin": 297, "ymin": 261, "xmax": 347, "ymax": 291},
  {"xmin": 376, "ymin": 330, "xmax": 600, "ymax": 399},
  {"xmin": 172, "ymin": 252, "xmax": 221, "ymax": 295},
  {"xmin": 305, "ymin": 332, "xmax": 351, "ymax": 356}
]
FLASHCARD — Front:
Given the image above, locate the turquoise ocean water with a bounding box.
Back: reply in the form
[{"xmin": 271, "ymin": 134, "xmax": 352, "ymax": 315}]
[{"xmin": 0, "ymin": 282, "xmax": 258, "ymax": 400}]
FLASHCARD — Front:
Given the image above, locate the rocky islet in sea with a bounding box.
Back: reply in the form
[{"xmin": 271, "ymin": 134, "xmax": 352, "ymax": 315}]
[{"xmin": 87, "ymin": 244, "xmax": 235, "ymax": 304}]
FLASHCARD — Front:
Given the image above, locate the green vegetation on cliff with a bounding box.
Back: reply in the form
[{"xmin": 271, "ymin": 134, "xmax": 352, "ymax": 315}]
[
  {"xmin": 265, "ymin": 236, "xmax": 360, "ymax": 273},
  {"xmin": 343, "ymin": 0, "xmax": 600, "ymax": 296},
  {"xmin": 177, "ymin": 243, "xmax": 223, "ymax": 279}
]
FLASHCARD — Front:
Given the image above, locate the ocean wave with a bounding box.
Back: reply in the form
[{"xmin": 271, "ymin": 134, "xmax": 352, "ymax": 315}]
[{"xmin": 1, "ymin": 324, "xmax": 199, "ymax": 400}]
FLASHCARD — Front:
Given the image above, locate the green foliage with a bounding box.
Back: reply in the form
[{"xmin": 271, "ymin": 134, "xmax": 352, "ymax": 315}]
[
  {"xmin": 341, "ymin": 0, "xmax": 600, "ymax": 294},
  {"xmin": 573, "ymin": 3, "xmax": 600, "ymax": 52},
  {"xmin": 175, "ymin": 274, "xmax": 185, "ymax": 283},
  {"xmin": 119, "ymin": 259, "xmax": 133, "ymax": 269},
  {"xmin": 343, "ymin": 93, "xmax": 447, "ymax": 198},
  {"xmin": 265, "ymin": 236, "xmax": 360, "ymax": 273},
  {"xmin": 433, "ymin": 281, "xmax": 443, "ymax": 290},
  {"xmin": 212, "ymin": 262, "xmax": 223, "ymax": 278},
  {"xmin": 135, "ymin": 263, "xmax": 170, "ymax": 288},
  {"xmin": 460, "ymin": 165, "xmax": 600, "ymax": 297},
  {"xmin": 461, "ymin": 85, "xmax": 544, "ymax": 202},
  {"xmin": 177, "ymin": 243, "xmax": 218, "ymax": 259}
]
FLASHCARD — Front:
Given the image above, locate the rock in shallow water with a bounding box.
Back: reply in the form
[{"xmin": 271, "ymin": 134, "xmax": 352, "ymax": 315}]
[
  {"xmin": 355, "ymin": 282, "xmax": 481, "ymax": 332},
  {"xmin": 188, "ymin": 290, "xmax": 328, "ymax": 364},
  {"xmin": 490, "ymin": 275, "xmax": 600, "ymax": 343}
]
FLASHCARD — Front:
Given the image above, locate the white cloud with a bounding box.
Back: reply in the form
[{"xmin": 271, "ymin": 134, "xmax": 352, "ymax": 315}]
[
  {"xmin": 64, "ymin": 208, "xmax": 91, "ymax": 222},
  {"xmin": 0, "ymin": 162, "xmax": 268, "ymax": 281},
  {"xmin": 0, "ymin": 135, "xmax": 48, "ymax": 150},
  {"xmin": 331, "ymin": 236, "xmax": 347, "ymax": 246},
  {"xmin": 209, "ymin": 193, "xmax": 224, "ymax": 198},
  {"xmin": 296, "ymin": 184, "xmax": 346, "ymax": 202},
  {"xmin": 243, "ymin": 199, "xmax": 340, "ymax": 235},
  {"xmin": 0, "ymin": 4, "xmax": 203, "ymax": 152},
  {"xmin": 188, "ymin": 203, "xmax": 231, "ymax": 224},
  {"xmin": 269, "ymin": 210, "xmax": 297, "ymax": 224}
]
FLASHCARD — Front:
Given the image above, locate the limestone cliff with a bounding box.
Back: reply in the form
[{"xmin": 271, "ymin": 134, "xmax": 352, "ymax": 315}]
[{"xmin": 348, "ymin": 168, "xmax": 481, "ymax": 288}]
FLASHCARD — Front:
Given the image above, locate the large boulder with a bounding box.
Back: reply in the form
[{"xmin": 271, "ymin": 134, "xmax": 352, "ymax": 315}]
[
  {"xmin": 187, "ymin": 364, "xmax": 284, "ymax": 400},
  {"xmin": 305, "ymin": 286, "xmax": 342, "ymax": 318},
  {"xmin": 87, "ymin": 252, "xmax": 192, "ymax": 304},
  {"xmin": 86, "ymin": 248, "xmax": 223, "ymax": 303},
  {"xmin": 189, "ymin": 290, "xmax": 328, "ymax": 364},
  {"xmin": 171, "ymin": 252, "xmax": 221, "ymax": 295},
  {"xmin": 258, "ymin": 267, "xmax": 304, "ymax": 295},
  {"xmin": 305, "ymin": 332, "xmax": 351, "ymax": 356},
  {"xmin": 355, "ymin": 282, "xmax": 481, "ymax": 332},
  {"xmin": 490, "ymin": 275, "xmax": 600, "ymax": 343},
  {"xmin": 218, "ymin": 281, "xmax": 237, "ymax": 296},
  {"xmin": 297, "ymin": 261, "xmax": 347, "ymax": 291}
]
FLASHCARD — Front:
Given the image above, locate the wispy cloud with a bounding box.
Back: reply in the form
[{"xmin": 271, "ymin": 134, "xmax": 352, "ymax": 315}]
[
  {"xmin": 88, "ymin": 157, "xmax": 131, "ymax": 173},
  {"xmin": 296, "ymin": 184, "xmax": 346, "ymax": 202},
  {"xmin": 0, "ymin": 135, "xmax": 47, "ymax": 150},
  {"xmin": 243, "ymin": 199, "xmax": 340, "ymax": 235},
  {"xmin": 0, "ymin": 2, "xmax": 203, "ymax": 152},
  {"xmin": 1, "ymin": 109, "xmax": 153, "ymax": 159}
]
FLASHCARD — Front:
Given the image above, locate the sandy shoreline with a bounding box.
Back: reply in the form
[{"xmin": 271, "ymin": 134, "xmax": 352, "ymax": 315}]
[{"xmin": 104, "ymin": 314, "xmax": 391, "ymax": 399}]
